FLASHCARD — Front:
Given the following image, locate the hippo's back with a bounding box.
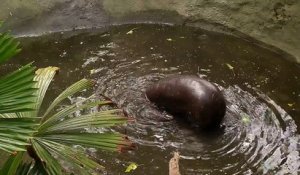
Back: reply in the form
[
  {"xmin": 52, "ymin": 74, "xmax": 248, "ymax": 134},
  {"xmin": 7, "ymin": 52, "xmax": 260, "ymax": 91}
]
[{"xmin": 146, "ymin": 75, "xmax": 226, "ymax": 128}]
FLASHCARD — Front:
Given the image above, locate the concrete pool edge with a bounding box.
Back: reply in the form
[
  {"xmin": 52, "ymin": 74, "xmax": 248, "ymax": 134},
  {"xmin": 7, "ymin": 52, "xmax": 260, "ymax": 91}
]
[{"xmin": 1, "ymin": 0, "xmax": 299, "ymax": 63}]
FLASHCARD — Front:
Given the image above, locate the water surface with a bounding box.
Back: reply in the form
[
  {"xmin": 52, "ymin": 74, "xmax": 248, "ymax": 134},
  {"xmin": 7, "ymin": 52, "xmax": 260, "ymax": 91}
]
[{"xmin": 3, "ymin": 24, "xmax": 300, "ymax": 174}]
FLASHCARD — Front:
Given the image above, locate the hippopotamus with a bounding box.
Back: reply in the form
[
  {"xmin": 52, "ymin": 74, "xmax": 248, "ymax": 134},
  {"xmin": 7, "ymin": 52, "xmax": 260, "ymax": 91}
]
[{"xmin": 145, "ymin": 75, "xmax": 226, "ymax": 129}]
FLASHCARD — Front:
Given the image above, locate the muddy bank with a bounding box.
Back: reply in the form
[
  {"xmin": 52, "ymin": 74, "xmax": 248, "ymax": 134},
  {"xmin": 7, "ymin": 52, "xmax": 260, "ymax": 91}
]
[{"xmin": 1, "ymin": 0, "xmax": 300, "ymax": 62}]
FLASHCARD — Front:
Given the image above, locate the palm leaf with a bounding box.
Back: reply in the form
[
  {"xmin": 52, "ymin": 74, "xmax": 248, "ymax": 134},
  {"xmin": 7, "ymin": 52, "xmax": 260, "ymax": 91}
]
[
  {"xmin": 0, "ymin": 64, "xmax": 37, "ymax": 114},
  {"xmin": 15, "ymin": 160, "xmax": 48, "ymax": 175},
  {"xmin": 15, "ymin": 161, "xmax": 36, "ymax": 175},
  {"xmin": 39, "ymin": 112, "xmax": 128, "ymax": 134},
  {"xmin": 0, "ymin": 118, "xmax": 38, "ymax": 153},
  {"xmin": 32, "ymin": 138, "xmax": 102, "ymax": 175},
  {"xmin": 31, "ymin": 139, "xmax": 62, "ymax": 175},
  {"xmin": 38, "ymin": 100, "xmax": 115, "ymax": 133},
  {"xmin": 41, "ymin": 79, "xmax": 94, "ymax": 122},
  {"xmin": 40, "ymin": 133, "xmax": 132, "ymax": 152},
  {"xmin": 0, "ymin": 152, "xmax": 24, "ymax": 175},
  {"xmin": 25, "ymin": 67, "xmax": 132, "ymax": 174},
  {"xmin": 0, "ymin": 32, "xmax": 21, "ymax": 64},
  {"xmin": 0, "ymin": 113, "xmax": 18, "ymax": 118},
  {"xmin": 31, "ymin": 67, "xmax": 59, "ymax": 118},
  {"xmin": 0, "ymin": 151, "xmax": 48, "ymax": 175}
]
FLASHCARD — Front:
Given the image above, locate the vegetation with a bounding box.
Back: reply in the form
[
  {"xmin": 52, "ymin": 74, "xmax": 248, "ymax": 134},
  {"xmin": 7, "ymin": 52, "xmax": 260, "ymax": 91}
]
[{"xmin": 0, "ymin": 27, "xmax": 132, "ymax": 174}]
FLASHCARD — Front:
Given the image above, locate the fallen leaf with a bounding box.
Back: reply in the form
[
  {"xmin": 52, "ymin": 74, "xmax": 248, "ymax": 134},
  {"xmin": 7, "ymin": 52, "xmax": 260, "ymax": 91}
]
[
  {"xmin": 125, "ymin": 162, "xmax": 138, "ymax": 173},
  {"xmin": 226, "ymin": 63, "xmax": 234, "ymax": 70},
  {"xmin": 127, "ymin": 30, "xmax": 133, "ymax": 35},
  {"xmin": 288, "ymin": 103, "xmax": 295, "ymax": 107},
  {"xmin": 169, "ymin": 152, "xmax": 181, "ymax": 175},
  {"xmin": 126, "ymin": 28, "xmax": 138, "ymax": 35},
  {"xmin": 241, "ymin": 113, "xmax": 251, "ymax": 124},
  {"xmin": 90, "ymin": 69, "xmax": 96, "ymax": 74}
]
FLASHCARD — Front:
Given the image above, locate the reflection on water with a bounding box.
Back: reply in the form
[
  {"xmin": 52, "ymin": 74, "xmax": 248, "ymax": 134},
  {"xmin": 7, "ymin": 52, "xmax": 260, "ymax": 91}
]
[{"xmin": 2, "ymin": 24, "xmax": 300, "ymax": 174}]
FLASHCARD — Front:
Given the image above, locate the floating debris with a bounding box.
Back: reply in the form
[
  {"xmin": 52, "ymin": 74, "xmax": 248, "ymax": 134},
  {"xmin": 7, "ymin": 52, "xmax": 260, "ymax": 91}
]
[
  {"xmin": 59, "ymin": 50, "xmax": 67, "ymax": 58},
  {"xmin": 200, "ymin": 69, "xmax": 211, "ymax": 72},
  {"xmin": 82, "ymin": 56, "xmax": 99, "ymax": 67},
  {"xmin": 131, "ymin": 60, "xmax": 141, "ymax": 64},
  {"xmin": 125, "ymin": 162, "xmax": 138, "ymax": 173},
  {"xmin": 241, "ymin": 113, "xmax": 251, "ymax": 124},
  {"xmin": 92, "ymin": 50, "xmax": 109, "ymax": 56},
  {"xmin": 226, "ymin": 63, "xmax": 234, "ymax": 70},
  {"xmin": 101, "ymin": 33, "xmax": 110, "ymax": 37},
  {"xmin": 226, "ymin": 63, "xmax": 235, "ymax": 76},
  {"xmin": 99, "ymin": 42, "xmax": 118, "ymax": 49},
  {"xmin": 127, "ymin": 28, "xmax": 138, "ymax": 35},
  {"xmin": 169, "ymin": 152, "xmax": 181, "ymax": 175},
  {"xmin": 90, "ymin": 68, "xmax": 105, "ymax": 74},
  {"xmin": 169, "ymin": 67, "xmax": 179, "ymax": 71}
]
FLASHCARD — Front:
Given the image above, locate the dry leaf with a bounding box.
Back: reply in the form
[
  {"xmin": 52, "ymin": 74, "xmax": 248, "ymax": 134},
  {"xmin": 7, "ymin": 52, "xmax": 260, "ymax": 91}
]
[
  {"xmin": 226, "ymin": 63, "xmax": 234, "ymax": 70},
  {"xmin": 169, "ymin": 152, "xmax": 181, "ymax": 175}
]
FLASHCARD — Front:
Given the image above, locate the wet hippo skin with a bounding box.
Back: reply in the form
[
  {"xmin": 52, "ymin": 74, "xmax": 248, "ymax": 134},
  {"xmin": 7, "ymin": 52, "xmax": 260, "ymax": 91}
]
[{"xmin": 146, "ymin": 75, "xmax": 226, "ymax": 129}]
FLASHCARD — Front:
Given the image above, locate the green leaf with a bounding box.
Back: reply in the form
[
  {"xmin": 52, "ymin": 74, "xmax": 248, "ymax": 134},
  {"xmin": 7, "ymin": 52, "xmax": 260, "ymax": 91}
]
[
  {"xmin": 0, "ymin": 152, "xmax": 24, "ymax": 175},
  {"xmin": 38, "ymin": 100, "xmax": 115, "ymax": 133},
  {"xmin": 39, "ymin": 133, "xmax": 132, "ymax": 152},
  {"xmin": 29, "ymin": 67, "xmax": 131, "ymax": 174},
  {"xmin": 40, "ymin": 111, "xmax": 128, "ymax": 134},
  {"xmin": 0, "ymin": 118, "xmax": 37, "ymax": 153},
  {"xmin": 31, "ymin": 138, "xmax": 62, "ymax": 175},
  {"xmin": 15, "ymin": 160, "xmax": 48, "ymax": 175},
  {"xmin": 0, "ymin": 64, "xmax": 37, "ymax": 114},
  {"xmin": 41, "ymin": 79, "xmax": 94, "ymax": 122},
  {"xmin": 0, "ymin": 113, "xmax": 18, "ymax": 118},
  {"xmin": 32, "ymin": 67, "xmax": 59, "ymax": 118},
  {"xmin": 33, "ymin": 138, "xmax": 103, "ymax": 174},
  {"xmin": 0, "ymin": 32, "xmax": 21, "ymax": 64},
  {"xmin": 125, "ymin": 163, "xmax": 138, "ymax": 173}
]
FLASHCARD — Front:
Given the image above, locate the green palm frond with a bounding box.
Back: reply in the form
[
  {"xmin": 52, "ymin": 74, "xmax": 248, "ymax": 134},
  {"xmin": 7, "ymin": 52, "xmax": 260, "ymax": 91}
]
[
  {"xmin": 15, "ymin": 161, "xmax": 48, "ymax": 175},
  {"xmin": 38, "ymin": 100, "xmax": 114, "ymax": 133},
  {"xmin": 0, "ymin": 27, "xmax": 40, "ymax": 173},
  {"xmin": 39, "ymin": 111, "xmax": 128, "ymax": 134},
  {"xmin": 1, "ymin": 152, "xmax": 48, "ymax": 175},
  {"xmin": 0, "ymin": 152, "xmax": 25, "ymax": 175},
  {"xmin": 41, "ymin": 78, "xmax": 94, "ymax": 121},
  {"xmin": 31, "ymin": 66, "xmax": 59, "ymax": 118},
  {"xmin": 0, "ymin": 63, "xmax": 37, "ymax": 114},
  {"xmin": 0, "ymin": 32, "xmax": 21, "ymax": 64},
  {"xmin": 23, "ymin": 67, "xmax": 133, "ymax": 174},
  {"xmin": 0, "ymin": 27, "xmax": 36, "ymax": 114},
  {"xmin": 32, "ymin": 138, "xmax": 102, "ymax": 175},
  {"xmin": 1, "ymin": 28, "xmax": 132, "ymax": 174},
  {"xmin": 0, "ymin": 118, "xmax": 38, "ymax": 153},
  {"xmin": 40, "ymin": 133, "xmax": 132, "ymax": 152},
  {"xmin": 31, "ymin": 139, "xmax": 63, "ymax": 175}
]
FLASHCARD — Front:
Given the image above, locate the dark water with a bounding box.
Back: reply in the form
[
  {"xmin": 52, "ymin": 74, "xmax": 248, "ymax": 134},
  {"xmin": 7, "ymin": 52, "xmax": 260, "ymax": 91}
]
[{"xmin": 3, "ymin": 24, "xmax": 300, "ymax": 174}]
